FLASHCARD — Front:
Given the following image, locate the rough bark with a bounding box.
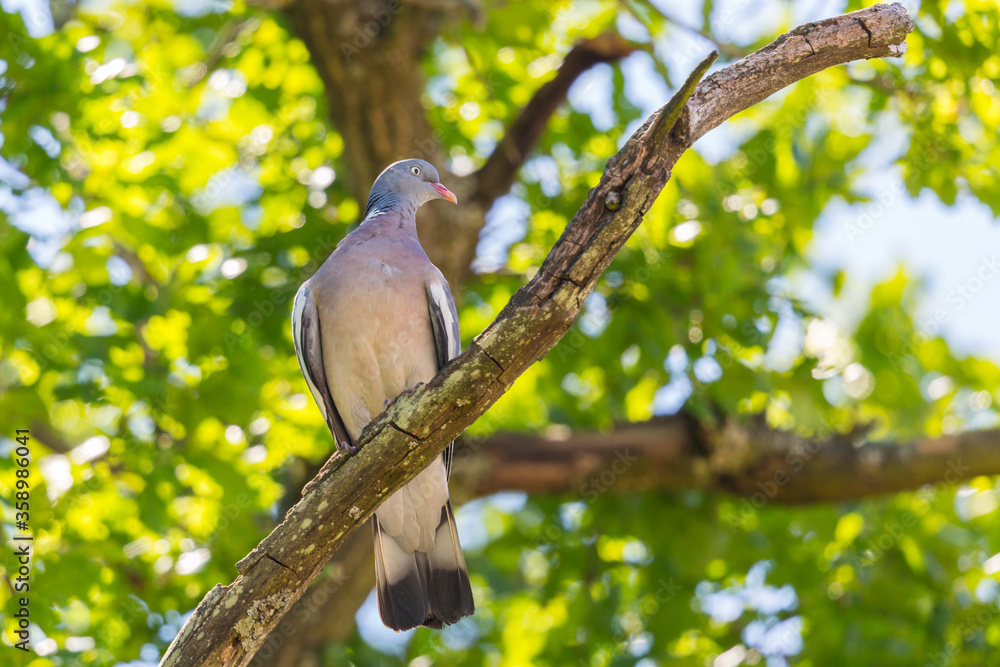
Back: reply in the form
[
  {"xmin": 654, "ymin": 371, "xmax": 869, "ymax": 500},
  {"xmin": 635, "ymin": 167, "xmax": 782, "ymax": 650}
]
[
  {"xmin": 246, "ymin": 530, "xmax": 373, "ymax": 667},
  {"xmin": 160, "ymin": 5, "xmax": 914, "ymax": 666}
]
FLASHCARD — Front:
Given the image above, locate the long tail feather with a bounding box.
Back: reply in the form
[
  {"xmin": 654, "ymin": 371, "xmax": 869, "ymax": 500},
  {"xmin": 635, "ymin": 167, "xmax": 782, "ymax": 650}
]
[{"xmin": 372, "ymin": 502, "xmax": 474, "ymax": 631}]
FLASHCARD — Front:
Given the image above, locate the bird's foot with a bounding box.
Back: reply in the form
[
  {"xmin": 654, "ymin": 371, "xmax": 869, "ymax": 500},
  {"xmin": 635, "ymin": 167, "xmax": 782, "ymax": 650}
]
[
  {"xmin": 337, "ymin": 441, "xmax": 358, "ymax": 456},
  {"xmin": 383, "ymin": 383, "xmax": 427, "ymax": 409}
]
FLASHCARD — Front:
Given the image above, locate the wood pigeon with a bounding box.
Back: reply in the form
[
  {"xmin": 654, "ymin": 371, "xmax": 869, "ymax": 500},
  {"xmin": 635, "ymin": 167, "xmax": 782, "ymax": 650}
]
[{"xmin": 290, "ymin": 159, "xmax": 475, "ymax": 631}]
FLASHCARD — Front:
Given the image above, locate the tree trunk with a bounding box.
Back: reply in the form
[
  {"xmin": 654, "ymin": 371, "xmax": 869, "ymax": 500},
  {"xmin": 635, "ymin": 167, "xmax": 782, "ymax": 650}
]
[{"xmin": 281, "ymin": 0, "xmax": 640, "ymax": 287}]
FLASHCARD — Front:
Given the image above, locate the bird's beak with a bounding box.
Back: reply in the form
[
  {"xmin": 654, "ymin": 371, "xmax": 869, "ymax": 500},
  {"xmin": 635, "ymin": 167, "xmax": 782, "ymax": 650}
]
[{"xmin": 431, "ymin": 182, "xmax": 458, "ymax": 204}]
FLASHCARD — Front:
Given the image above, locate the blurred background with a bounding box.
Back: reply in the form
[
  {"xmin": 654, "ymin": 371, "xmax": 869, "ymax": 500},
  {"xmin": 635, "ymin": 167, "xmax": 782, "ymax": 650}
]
[{"xmin": 2, "ymin": 0, "xmax": 1000, "ymax": 665}]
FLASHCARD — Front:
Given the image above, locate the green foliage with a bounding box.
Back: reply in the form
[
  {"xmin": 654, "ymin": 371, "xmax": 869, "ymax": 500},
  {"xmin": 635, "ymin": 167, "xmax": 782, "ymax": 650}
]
[{"xmin": 1, "ymin": 0, "xmax": 999, "ymax": 665}]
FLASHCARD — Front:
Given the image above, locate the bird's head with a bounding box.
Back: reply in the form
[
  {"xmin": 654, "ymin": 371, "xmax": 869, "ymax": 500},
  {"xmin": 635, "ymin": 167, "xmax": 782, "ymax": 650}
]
[{"xmin": 374, "ymin": 159, "xmax": 458, "ymax": 208}]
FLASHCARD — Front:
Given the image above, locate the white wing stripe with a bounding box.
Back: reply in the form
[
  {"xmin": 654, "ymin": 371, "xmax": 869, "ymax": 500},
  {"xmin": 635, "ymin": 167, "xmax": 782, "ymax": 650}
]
[
  {"xmin": 292, "ymin": 284, "xmax": 329, "ymax": 423},
  {"xmin": 428, "ymin": 281, "xmax": 460, "ymax": 360}
]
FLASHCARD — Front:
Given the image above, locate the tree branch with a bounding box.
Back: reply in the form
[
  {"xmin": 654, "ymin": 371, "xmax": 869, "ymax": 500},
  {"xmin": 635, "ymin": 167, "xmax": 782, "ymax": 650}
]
[
  {"xmin": 451, "ymin": 416, "xmax": 1000, "ymax": 504},
  {"xmin": 250, "ymin": 529, "xmax": 374, "ymax": 667},
  {"xmin": 259, "ymin": 410, "xmax": 997, "ymax": 665},
  {"xmin": 258, "ymin": 410, "xmax": 998, "ymax": 666},
  {"xmin": 471, "ymin": 32, "xmax": 643, "ymax": 206},
  {"xmin": 183, "ymin": 18, "xmax": 258, "ymax": 89},
  {"xmin": 420, "ymin": 31, "xmax": 643, "ymax": 288},
  {"xmin": 160, "ymin": 6, "xmax": 914, "ymax": 665},
  {"xmin": 29, "ymin": 419, "xmax": 73, "ymax": 454}
]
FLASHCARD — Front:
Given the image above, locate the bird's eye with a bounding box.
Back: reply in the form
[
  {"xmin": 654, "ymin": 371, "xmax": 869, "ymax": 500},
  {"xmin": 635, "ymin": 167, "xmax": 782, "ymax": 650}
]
[{"xmin": 410, "ymin": 166, "xmax": 421, "ymax": 176}]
